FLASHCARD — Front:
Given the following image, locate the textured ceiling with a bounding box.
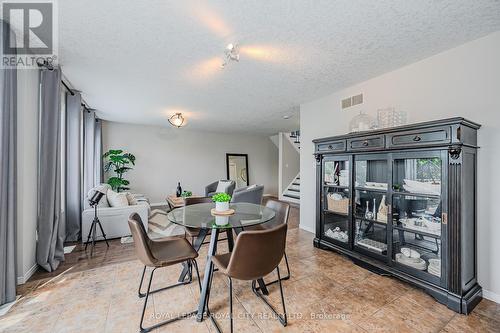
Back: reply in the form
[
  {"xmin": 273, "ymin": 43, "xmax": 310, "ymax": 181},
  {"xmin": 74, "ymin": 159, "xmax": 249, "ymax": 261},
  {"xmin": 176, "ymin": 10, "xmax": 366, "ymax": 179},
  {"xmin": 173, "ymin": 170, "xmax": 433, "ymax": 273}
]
[{"xmin": 59, "ymin": 0, "xmax": 500, "ymax": 134}]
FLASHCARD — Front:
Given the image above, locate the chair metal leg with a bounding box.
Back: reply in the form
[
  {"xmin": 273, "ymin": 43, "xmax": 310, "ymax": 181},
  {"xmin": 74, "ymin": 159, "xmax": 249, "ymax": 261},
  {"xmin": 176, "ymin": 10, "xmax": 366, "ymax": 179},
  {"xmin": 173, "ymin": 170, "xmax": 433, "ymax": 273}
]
[
  {"xmin": 229, "ymin": 277, "xmax": 233, "ymax": 333},
  {"xmin": 255, "ymin": 252, "xmax": 291, "ymax": 290},
  {"xmin": 138, "ymin": 265, "xmax": 199, "ymax": 333},
  {"xmin": 252, "ymin": 266, "xmax": 288, "ymax": 327},
  {"xmin": 138, "ymin": 263, "xmax": 193, "ymax": 298},
  {"xmin": 192, "ymin": 259, "xmax": 202, "ymax": 292}
]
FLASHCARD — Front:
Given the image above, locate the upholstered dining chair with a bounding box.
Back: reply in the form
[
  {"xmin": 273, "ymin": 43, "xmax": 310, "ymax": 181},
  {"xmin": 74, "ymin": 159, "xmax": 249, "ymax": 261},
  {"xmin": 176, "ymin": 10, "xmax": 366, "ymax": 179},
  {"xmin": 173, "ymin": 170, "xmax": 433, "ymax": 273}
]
[
  {"xmin": 207, "ymin": 223, "xmax": 288, "ymax": 333},
  {"xmin": 246, "ymin": 199, "xmax": 291, "ymax": 286},
  {"xmin": 128, "ymin": 213, "xmax": 201, "ymax": 333}
]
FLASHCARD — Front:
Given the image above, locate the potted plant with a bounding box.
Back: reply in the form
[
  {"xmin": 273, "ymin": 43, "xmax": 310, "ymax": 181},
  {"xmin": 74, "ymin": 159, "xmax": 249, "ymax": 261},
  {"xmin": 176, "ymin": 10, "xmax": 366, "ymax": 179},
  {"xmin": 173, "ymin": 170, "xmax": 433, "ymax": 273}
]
[
  {"xmin": 103, "ymin": 149, "xmax": 135, "ymax": 192},
  {"xmin": 212, "ymin": 192, "xmax": 231, "ymax": 212},
  {"xmin": 181, "ymin": 190, "xmax": 192, "ymax": 198}
]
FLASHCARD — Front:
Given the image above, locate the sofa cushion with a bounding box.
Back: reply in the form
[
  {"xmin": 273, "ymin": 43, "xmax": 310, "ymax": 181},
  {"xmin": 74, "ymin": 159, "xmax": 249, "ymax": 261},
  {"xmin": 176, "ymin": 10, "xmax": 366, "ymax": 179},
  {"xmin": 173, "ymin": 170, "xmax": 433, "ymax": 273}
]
[
  {"xmin": 107, "ymin": 189, "xmax": 129, "ymax": 207},
  {"xmin": 216, "ymin": 180, "xmax": 233, "ymax": 194}
]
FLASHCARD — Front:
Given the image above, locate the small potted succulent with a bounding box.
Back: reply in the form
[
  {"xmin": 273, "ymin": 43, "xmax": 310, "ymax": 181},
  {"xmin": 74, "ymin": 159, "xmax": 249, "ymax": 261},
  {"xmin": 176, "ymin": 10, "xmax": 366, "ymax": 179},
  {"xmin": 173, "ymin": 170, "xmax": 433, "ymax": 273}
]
[
  {"xmin": 212, "ymin": 192, "xmax": 231, "ymax": 212},
  {"xmin": 181, "ymin": 190, "xmax": 192, "ymax": 198}
]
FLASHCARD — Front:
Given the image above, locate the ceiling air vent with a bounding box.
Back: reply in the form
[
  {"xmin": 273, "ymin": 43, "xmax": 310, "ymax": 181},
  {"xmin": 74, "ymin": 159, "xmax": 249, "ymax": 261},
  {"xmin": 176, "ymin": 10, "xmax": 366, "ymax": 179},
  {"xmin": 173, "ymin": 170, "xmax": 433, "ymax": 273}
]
[
  {"xmin": 352, "ymin": 93, "xmax": 363, "ymax": 106},
  {"xmin": 342, "ymin": 97, "xmax": 352, "ymax": 109},
  {"xmin": 341, "ymin": 93, "xmax": 363, "ymax": 109}
]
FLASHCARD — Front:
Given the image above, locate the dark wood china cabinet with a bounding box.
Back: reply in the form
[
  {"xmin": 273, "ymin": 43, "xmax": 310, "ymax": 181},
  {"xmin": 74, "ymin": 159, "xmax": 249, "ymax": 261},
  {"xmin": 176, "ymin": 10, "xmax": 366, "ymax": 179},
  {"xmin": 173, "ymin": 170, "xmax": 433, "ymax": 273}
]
[{"xmin": 313, "ymin": 117, "xmax": 481, "ymax": 314}]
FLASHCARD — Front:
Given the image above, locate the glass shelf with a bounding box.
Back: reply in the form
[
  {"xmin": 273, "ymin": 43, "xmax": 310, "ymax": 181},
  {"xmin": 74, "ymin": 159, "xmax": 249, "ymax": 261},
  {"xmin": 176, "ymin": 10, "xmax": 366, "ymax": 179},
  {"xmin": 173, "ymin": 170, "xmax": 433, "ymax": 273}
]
[
  {"xmin": 392, "ymin": 228, "xmax": 441, "ymax": 279},
  {"xmin": 392, "ymin": 194, "xmax": 442, "ymax": 237},
  {"xmin": 323, "ymin": 186, "xmax": 350, "ymax": 246},
  {"xmin": 393, "ymin": 157, "xmax": 442, "ymax": 196},
  {"xmin": 324, "ymin": 160, "xmax": 350, "ymax": 187}
]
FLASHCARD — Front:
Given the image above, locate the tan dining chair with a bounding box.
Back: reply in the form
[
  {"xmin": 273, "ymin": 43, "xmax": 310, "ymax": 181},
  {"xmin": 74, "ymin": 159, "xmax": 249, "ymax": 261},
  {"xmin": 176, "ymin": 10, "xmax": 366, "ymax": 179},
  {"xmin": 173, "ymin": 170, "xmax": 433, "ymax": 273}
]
[
  {"xmin": 246, "ymin": 199, "xmax": 291, "ymax": 285},
  {"xmin": 207, "ymin": 223, "xmax": 288, "ymax": 333},
  {"xmin": 128, "ymin": 213, "xmax": 201, "ymax": 333}
]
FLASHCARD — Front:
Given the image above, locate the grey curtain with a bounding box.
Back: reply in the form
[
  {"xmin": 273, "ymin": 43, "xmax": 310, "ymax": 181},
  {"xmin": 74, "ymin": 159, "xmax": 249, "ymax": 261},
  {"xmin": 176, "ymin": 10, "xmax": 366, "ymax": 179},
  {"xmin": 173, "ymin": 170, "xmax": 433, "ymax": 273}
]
[
  {"xmin": 65, "ymin": 92, "xmax": 82, "ymax": 241},
  {"xmin": 0, "ymin": 20, "xmax": 17, "ymax": 306},
  {"xmin": 94, "ymin": 118, "xmax": 103, "ymax": 184},
  {"xmin": 83, "ymin": 109, "xmax": 98, "ymax": 208},
  {"xmin": 37, "ymin": 67, "xmax": 65, "ymax": 272}
]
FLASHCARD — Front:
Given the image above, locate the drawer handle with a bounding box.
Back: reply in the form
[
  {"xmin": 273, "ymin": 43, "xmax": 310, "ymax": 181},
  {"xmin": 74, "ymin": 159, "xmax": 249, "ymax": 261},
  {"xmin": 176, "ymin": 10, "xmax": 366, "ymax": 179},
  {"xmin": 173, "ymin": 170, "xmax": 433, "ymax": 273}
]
[
  {"xmin": 413, "ymin": 135, "xmax": 422, "ymax": 142},
  {"xmin": 328, "ymin": 145, "xmax": 333, "ymax": 149},
  {"xmin": 362, "ymin": 140, "xmax": 369, "ymax": 147}
]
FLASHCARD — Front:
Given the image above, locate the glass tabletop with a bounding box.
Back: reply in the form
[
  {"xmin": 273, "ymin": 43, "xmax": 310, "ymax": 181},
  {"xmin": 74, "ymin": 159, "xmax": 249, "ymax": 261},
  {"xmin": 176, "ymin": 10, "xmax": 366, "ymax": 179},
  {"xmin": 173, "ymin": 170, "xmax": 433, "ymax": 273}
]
[{"xmin": 167, "ymin": 202, "xmax": 276, "ymax": 229}]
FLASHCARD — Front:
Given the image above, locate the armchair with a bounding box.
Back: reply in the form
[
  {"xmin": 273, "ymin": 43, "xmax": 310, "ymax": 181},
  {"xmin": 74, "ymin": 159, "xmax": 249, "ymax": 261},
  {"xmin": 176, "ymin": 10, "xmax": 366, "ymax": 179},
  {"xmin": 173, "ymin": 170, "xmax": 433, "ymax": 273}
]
[
  {"xmin": 231, "ymin": 184, "xmax": 264, "ymax": 205},
  {"xmin": 205, "ymin": 180, "xmax": 236, "ymax": 197}
]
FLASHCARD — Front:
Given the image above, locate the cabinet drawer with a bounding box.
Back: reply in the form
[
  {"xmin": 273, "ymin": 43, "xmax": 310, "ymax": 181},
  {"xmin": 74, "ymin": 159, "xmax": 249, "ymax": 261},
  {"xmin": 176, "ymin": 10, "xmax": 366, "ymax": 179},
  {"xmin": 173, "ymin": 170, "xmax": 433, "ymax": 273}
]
[
  {"xmin": 317, "ymin": 140, "xmax": 346, "ymax": 152},
  {"xmin": 387, "ymin": 127, "xmax": 450, "ymax": 148},
  {"xmin": 347, "ymin": 135, "xmax": 385, "ymax": 151}
]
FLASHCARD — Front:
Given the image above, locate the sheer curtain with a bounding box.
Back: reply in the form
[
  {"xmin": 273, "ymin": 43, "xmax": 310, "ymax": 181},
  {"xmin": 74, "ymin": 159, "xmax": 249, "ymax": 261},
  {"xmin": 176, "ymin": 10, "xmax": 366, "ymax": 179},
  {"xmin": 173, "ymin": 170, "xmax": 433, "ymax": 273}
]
[
  {"xmin": 82, "ymin": 108, "xmax": 103, "ymax": 209},
  {"xmin": 0, "ymin": 20, "xmax": 17, "ymax": 306},
  {"xmin": 65, "ymin": 91, "xmax": 82, "ymax": 241},
  {"xmin": 36, "ymin": 67, "xmax": 65, "ymax": 272}
]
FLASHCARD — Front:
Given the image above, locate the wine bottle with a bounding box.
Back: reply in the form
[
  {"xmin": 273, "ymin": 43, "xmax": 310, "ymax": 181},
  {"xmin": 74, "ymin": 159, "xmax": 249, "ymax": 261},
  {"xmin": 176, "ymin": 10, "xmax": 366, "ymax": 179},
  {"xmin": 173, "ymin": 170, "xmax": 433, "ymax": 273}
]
[{"xmin": 176, "ymin": 182, "xmax": 182, "ymax": 197}]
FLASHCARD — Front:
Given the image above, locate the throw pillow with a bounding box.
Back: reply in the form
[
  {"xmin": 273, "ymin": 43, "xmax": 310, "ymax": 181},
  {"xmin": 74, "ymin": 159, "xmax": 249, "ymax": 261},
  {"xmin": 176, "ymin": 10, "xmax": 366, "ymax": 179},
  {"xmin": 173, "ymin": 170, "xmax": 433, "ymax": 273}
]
[
  {"xmin": 107, "ymin": 189, "xmax": 129, "ymax": 207},
  {"xmin": 216, "ymin": 180, "xmax": 232, "ymax": 193},
  {"xmin": 125, "ymin": 192, "xmax": 138, "ymax": 205}
]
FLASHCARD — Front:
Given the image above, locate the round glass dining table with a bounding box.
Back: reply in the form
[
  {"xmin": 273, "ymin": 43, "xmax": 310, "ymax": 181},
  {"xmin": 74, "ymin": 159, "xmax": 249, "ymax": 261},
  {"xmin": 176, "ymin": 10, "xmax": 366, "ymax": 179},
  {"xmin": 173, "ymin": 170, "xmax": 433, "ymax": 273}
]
[
  {"xmin": 167, "ymin": 202, "xmax": 276, "ymax": 229},
  {"xmin": 167, "ymin": 202, "xmax": 276, "ymax": 322}
]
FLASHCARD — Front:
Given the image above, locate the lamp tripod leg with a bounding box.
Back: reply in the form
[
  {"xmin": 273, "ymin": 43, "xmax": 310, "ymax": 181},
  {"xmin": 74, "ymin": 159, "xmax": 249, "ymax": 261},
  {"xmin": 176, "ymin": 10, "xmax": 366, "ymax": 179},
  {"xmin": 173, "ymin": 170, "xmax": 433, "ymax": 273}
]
[{"xmin": 96, "ymin": 219, "xmax": 109, "ymax": 247}]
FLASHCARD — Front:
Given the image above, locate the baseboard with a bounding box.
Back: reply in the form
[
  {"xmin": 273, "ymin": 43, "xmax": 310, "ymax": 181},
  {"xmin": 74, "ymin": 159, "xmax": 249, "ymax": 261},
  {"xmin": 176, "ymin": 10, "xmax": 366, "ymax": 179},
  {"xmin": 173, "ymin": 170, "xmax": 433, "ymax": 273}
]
[
  {"xmin": 17, "ymin": 263, "xmax": 38, "ymax": 285},
  {"xmin": 483, "ymin": 289, "xmax": 500, "ymax": 304},
  {"xmin": 299, "ymin": 224, "xmax": 315, "ymax": 234}
]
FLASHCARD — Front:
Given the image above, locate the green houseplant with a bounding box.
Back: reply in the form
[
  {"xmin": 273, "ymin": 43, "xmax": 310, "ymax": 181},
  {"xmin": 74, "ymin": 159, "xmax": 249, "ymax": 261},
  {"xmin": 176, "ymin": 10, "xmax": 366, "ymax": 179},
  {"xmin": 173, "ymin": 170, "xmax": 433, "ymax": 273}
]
[
  {"xmin": 103, "ymin": 149, "xmax": 136, "ymax": 192},
  {"xmin": 212, "ymin": 192, "xmax": 231, "ymax": 212}
]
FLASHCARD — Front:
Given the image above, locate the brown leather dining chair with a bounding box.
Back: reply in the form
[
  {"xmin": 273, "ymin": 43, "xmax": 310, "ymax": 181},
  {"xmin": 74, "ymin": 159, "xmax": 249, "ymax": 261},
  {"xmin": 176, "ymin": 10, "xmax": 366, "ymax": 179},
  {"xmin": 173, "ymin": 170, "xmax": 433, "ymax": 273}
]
[
  {"xmin": 246, "ymin": 199, "xmax": 291, "ymax": 286},
  {"xmin": 128, "ymin": 213, "xmax": 202, "ymax": 333},
  {"xmin": 207, "ymin": 223, "xmax": 288, "ymax": 333}
]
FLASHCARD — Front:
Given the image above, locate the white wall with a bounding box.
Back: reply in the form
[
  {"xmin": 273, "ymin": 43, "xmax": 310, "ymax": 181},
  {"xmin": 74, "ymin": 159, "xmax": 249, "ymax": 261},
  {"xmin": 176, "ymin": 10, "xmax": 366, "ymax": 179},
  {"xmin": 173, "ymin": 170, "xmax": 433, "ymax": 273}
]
[
  {"xmin": 279, "ymin": 133, "xmax": 300, "ymax": 194},
  {"xmin": 102, "ymin": 121, "xmax": 278, "ymax": 203},
  {"xmin": 16, "ymin": 69, "xmax": 39, "ymax": 283},
  {"xmin": 300, "ymin": 31, "xmax": 500, "ymax": 302}
]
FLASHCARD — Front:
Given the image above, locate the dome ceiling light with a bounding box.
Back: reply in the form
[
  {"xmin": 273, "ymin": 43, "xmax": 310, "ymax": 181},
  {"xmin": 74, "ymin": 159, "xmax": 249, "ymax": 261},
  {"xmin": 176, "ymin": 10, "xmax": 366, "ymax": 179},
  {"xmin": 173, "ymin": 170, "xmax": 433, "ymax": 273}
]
[
  {"xmin": 168, "ymin": 113, "xmax": 186, "ymax": 128},
  {"xmin": 221, "ymin": 43, "xmax": 240, "ymax": 68}
]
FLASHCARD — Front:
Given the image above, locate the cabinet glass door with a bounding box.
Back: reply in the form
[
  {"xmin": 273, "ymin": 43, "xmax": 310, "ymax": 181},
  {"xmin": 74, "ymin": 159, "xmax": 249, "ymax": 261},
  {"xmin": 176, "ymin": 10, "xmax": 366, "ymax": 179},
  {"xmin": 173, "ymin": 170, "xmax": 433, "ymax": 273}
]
[
  {"xmin": 354, "ymin": 154, "xmax": 389, "ymax": 260},
  {"xmin": 322, "ymin": 157, "xmax": 350, "ymax": 248},
  {"xmin": 391, "ymin": 152, "xmax": 445, "ymax": 285}
]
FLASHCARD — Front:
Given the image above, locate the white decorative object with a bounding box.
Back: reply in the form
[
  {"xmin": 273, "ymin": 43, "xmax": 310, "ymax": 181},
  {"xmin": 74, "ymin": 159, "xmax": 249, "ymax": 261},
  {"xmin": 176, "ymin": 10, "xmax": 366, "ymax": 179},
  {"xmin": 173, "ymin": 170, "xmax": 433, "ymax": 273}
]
[
  {"xmin": 401, "ymin": 247, "xmax": 420, "ymax": 259},
  {"xmin": 215, "ymin": 215, "xmax": 229, "ymax": 226},
  {"xmin": 396, "ymin": 253, "xmax": 427, "ymax": 270},
  {"xmin": 349, "ymin": 111, "xmax": 376, "ymax": 132},
  {"xmin": 215, "ymin": 201, "xmax": 230, "ymax": 212},
  {"xmin": 403, "ymin": 179, "xmax": 441, "ymax": 195},
  {"xmin": 325, "ymin": 227, "xmax": 348, "ymax": 243},
  {"xmin": 357, "ymin": 238, "xmax": 387, "ymax": 253},
  {"xmin": 377, "ymin": 107, "xmax": 407, "ymax": 129},
  {"xmin": 377, "ymin": 195, "xmax": 388, "ymax": 223}
]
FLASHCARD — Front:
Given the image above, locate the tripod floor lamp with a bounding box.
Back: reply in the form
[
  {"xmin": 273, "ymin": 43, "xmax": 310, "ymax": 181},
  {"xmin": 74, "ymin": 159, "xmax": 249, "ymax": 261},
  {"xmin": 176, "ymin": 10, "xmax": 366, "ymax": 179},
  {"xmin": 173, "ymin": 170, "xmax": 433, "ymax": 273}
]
[{"xmin": 85, "ymin": 184, "xmax": 110, "ymax": 256}]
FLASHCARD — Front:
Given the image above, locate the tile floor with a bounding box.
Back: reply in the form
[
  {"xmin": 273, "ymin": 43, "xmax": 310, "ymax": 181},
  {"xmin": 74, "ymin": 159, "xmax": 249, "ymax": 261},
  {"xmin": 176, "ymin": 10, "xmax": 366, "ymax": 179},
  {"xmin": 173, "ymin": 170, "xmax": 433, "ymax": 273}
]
[{"xmin": 1, "ymin": 205, "xmax": 499, "ymax": 332}]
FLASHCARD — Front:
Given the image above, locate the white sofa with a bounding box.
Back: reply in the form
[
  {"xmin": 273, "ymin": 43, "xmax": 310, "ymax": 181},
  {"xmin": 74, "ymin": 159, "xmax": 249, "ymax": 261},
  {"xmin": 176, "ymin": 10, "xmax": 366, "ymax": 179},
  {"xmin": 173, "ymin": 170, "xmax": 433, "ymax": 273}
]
[{"xmin": 82, "ymin": 189, "xmax": 149, "ymax": 242}]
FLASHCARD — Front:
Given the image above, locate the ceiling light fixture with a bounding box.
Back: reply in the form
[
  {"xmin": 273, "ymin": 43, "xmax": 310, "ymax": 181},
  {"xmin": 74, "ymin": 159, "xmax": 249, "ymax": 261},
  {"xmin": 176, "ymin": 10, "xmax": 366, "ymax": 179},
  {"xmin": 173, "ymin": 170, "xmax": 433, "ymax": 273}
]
[
  {"xmin": 168, "ymin": 113, "xmax": 186, "ymax": 128},
  {"xmin": 221, "ymin": 43, "xmax": 240, "ymax": 68}
]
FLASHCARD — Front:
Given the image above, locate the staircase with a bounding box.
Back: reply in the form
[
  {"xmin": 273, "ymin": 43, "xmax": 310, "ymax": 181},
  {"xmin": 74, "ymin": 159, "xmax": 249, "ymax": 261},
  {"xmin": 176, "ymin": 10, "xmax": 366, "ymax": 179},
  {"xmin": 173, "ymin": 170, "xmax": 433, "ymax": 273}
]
[{"xmin": 282, "ymin": 173, "xmax": 300, "ymax": 204}]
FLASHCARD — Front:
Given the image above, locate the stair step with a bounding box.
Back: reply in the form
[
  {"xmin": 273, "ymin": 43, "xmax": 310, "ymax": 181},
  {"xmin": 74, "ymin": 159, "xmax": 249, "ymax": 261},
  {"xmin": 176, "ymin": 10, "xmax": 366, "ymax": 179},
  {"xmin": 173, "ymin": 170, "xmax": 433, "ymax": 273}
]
[
  {"xmin": 288, "ymin": 188, "xmax": 300, "ymax": 192},
  {"xmin": 283, "ymin": 193, "xmax": 300, "ymax": 200},
  {"xmin": 292, "ymin": 182, "xmax": 300, "ymax": 186}
]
